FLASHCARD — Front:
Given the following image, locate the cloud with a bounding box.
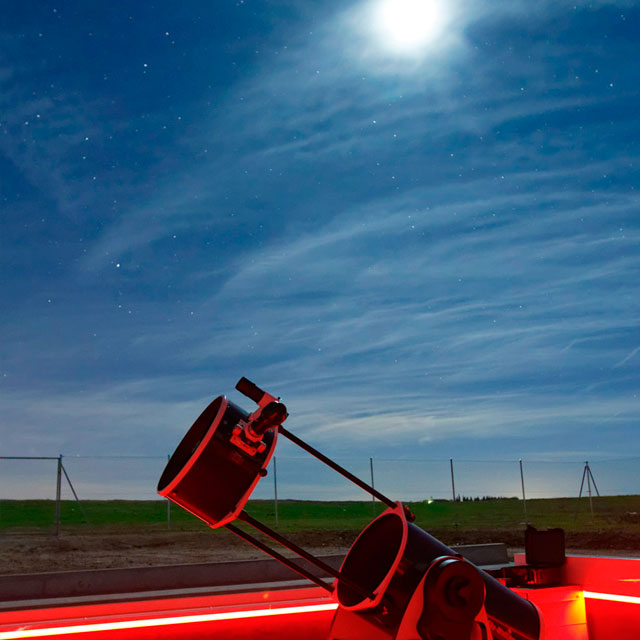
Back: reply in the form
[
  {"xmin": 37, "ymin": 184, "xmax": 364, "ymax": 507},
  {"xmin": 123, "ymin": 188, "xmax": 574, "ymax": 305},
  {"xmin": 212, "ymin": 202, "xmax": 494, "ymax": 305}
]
[
  {"xmin": 77, "ymin": 0, "xmax": 638, "ymax": 273},
  {"xmin": 0, "ymin": 61, "xmax": 109, "ymax": 217},
  {"xmin": 0, "ymin": 376, "xmax": 212, "ymax": 456},
  {"xmin": 1, "ymin": 1, "xmax": 638, "ymax": 488},
  {"xmin": 304, "ymin": 394, "xmax": 637, "ymax": 442},
  {"xmin": 614, "ymin": 346, "xmax": 640, "ymax": 369}
]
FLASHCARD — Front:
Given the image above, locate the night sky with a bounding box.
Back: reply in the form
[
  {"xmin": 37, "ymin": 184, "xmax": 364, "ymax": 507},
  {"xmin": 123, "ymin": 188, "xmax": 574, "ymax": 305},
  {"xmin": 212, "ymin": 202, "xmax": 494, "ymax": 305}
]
[{"xmin": 2, "ymin": 1, "xmax": 639, "ymax": 479}]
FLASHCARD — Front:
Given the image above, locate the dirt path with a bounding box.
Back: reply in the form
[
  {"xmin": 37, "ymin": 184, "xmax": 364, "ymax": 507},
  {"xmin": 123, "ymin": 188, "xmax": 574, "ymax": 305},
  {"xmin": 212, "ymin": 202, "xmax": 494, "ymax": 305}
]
[
  {"xmin": 0, "ymin": 528, "xmax": 356, "ymax": 575},
  {"xmin": 1, "ymin": 527, "xmax": 638, "ymax": 575}
]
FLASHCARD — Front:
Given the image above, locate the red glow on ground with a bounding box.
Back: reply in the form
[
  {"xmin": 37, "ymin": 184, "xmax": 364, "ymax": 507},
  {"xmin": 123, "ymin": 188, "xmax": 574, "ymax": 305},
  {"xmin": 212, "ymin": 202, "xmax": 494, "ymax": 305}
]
[{"xmin": 0, "ymin": 603, "xmax": 338, "ymax": 639}]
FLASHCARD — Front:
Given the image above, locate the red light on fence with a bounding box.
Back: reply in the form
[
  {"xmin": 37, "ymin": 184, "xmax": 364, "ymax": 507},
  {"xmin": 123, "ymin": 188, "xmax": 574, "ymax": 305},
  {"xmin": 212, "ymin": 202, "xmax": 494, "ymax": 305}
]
[
  {"xmin": 0, "ymin": 603, "xmax": 339, "ymax": 639},
  {"xmin": 583, "ymin": 591, "xmax": 640, "ymax": 605}
]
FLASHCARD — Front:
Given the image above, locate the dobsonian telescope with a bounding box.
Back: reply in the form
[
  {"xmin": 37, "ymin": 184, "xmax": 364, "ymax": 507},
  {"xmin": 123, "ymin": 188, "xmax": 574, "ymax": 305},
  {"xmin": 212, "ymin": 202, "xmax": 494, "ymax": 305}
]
[{"xmin": 158, "ymin": 377, "xmax": 543, "ymax": 640}]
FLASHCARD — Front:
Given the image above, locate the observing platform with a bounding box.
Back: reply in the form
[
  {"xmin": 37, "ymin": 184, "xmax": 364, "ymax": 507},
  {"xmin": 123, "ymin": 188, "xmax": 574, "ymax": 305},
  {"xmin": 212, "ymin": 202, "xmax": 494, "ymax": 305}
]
[{"xmin": 1, "ymin": 547, "xmax": 639, "ymax": 639}]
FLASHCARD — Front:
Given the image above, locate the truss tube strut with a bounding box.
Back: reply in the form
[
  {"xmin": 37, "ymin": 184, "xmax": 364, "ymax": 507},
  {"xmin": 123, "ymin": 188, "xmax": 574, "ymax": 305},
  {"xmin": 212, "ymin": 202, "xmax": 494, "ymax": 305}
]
[
  {"xmin": 224, "ymin": 522, "xmax": 334, "ymax": 593},
  {"xmin": 238, "ymin": 510, "xmax": 374, "ymax": 602},
  {"xmin": 278, "ymin": 425, "xmax": 396, "ymax": 510}
]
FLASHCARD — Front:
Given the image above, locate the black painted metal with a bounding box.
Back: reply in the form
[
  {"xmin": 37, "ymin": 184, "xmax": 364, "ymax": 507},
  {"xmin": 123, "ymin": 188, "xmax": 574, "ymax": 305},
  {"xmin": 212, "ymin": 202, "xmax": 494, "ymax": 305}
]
[
  {"xmin": 235, "ymin": 377, "xmax": 267, "ymax": 404},
  {"xmin": 337, "ymin": 510, "xmax": 541, "ymax": 640},
  {"xmin": 223, "ymin": 523, "xmax": 333, "ymax": 593},
  {"xmin": 238, "ymin": 510, "xmax": 374, "ymax": 602}
]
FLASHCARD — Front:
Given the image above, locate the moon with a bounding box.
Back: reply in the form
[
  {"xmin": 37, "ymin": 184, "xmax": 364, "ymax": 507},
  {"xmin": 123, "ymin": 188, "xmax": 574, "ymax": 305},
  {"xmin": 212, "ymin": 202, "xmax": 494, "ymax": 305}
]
[{"xmin": 371, "ymin": 0, "xmax": 449, "ymax": 57}]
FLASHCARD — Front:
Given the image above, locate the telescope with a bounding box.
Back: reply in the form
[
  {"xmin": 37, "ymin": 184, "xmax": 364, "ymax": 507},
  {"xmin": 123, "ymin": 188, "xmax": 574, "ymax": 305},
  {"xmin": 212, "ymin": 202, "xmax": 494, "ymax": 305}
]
[{"xmin": 158, "ymin": 378, "xmax": 543, "ymax": 640}]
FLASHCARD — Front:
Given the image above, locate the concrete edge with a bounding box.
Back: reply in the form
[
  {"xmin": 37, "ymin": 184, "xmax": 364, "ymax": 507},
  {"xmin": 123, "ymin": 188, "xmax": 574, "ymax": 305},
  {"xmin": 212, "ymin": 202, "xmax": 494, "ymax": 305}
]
[{"xmin": 0, "ymin": 544, "xmax": 509, "ymax": 604}]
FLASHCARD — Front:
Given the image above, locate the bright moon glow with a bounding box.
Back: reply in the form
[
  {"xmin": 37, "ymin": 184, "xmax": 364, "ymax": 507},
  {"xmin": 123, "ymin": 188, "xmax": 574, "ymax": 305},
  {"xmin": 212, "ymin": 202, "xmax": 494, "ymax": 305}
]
[{"xmin": 372, "ymin": 0, "xmax": 447, "ymax": 56}]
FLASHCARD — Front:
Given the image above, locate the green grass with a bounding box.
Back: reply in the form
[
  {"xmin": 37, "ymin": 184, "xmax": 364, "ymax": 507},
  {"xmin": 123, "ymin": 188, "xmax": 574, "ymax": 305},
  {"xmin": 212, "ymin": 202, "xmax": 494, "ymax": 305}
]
[
  {"xmin": 246, "ymin": 495, "xmax": 640, "ymax": 532},
  {"xmin": 1, "ymin": 495, "xmax": 639, "ymax": 534},
  {"xmin": 0, "ymin": 499, "xmax": 195, "ymax": 531}
]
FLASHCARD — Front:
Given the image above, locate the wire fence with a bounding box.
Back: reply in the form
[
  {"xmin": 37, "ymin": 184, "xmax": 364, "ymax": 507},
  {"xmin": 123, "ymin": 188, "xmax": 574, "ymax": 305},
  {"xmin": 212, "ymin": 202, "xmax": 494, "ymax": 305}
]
[{"xmin": 1, "ymin": 452, "xmax": 638, "ymax": 534}]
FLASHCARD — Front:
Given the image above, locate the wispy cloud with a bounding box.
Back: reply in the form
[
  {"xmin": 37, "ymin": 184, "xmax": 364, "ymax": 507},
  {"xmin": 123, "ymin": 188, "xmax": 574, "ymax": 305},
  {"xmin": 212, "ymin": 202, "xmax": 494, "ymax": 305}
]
[
  {"xmin": 79, "ymin": 1, "xmax": 638, "ymax": 271},
  {"xmin": 614, "ymin": 346, "xmax": 640, "ymax": 369},
  {"xmin": 0, "ymin": 376, "xmax": 214, "ymax": 456},
  {"xmin": 1, "ymin": 1, "xmax": 638, "ymax": 482}
]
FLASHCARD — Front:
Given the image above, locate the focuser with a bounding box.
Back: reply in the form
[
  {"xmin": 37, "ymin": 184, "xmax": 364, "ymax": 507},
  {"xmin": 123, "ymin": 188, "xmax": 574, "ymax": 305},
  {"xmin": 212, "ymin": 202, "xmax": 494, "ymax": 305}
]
[{"xmin": 231, "ymin": 378, "xmax": 288, "ymax": 455}]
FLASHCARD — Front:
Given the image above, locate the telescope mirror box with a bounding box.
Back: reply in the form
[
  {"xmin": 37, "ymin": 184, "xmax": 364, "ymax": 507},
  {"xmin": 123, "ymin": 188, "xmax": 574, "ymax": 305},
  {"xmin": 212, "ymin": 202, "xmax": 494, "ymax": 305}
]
[
  {"xmin": 158, "ymin": 377, "xmax": 543, "ymax": 640},
  {"xmin": 157, "ymin": 377, "xmax": 285, "ymax": 527}
]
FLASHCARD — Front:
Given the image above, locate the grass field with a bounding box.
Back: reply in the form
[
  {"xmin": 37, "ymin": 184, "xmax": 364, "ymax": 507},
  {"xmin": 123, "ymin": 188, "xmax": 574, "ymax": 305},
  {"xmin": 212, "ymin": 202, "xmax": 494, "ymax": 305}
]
[{"xmin": 1, "ymin": 495, "xmax": 639, "ymax": 534}]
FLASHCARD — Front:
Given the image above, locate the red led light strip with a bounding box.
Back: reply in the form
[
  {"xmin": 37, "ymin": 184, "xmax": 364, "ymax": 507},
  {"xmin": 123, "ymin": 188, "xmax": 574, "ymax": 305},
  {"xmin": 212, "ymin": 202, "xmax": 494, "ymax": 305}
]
[
  {"xmin": 0, "ymin": 602, "xmax": 339, "ymax": 639},
  {"xmin": 583, "ymin": 591, "xmax": 640, "ymax": 605}
]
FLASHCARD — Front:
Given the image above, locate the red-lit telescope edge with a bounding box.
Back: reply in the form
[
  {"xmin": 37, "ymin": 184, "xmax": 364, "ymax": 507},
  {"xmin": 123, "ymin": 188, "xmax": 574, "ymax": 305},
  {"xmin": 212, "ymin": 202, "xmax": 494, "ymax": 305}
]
[{"xmin": 0, "ymin": 602, "xmax": 339, "ymax": 640}]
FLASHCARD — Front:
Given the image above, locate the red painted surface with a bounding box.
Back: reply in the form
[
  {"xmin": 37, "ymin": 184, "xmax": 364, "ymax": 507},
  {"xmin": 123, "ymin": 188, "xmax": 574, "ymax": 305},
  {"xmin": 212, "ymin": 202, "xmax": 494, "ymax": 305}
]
[
  {"xmin": 512, "ymin": 586, "xmax": 587, "ymax": 640},
  {"xmin": 583, "ymin": 597, "xmax": 640, "ymax": 640},
  {"xmin": 0, "ymin": 587, "xmax": 336, "ymax": 640},
  {"xmin": 3, "ymin": 556, "xmax": 640, "ymax": 640},
  {"xmin": 513, "ymin": 553, "xmax": 640, "ymax": 640}
]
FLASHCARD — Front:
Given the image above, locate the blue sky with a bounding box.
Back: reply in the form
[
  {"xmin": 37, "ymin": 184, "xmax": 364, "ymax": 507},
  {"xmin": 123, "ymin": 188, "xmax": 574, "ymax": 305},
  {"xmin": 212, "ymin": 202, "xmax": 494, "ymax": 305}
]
[{"xmin": 1, "ymin": 1, "xmax": 639, "ymax": 475}]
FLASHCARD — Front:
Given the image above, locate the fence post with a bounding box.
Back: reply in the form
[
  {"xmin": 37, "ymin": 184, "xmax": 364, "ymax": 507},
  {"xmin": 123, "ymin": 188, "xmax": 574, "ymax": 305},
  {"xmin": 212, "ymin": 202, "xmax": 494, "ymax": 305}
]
[
  {"xmin": 519, "ymin": 459, "xmax": 528, "ymax": 524},
  {"xmin": 450, "ymin": 458, "xmax": 458, "ymax": 529},
  {"xmin": 449, "ymin": 458, "xmax": 456, "ymax": 501},
  {"xmin": 60, "ymin": 461, "xmax": 88, "ymax": 524},
  {"xmin": 370, "ymin": 458, "xmax": 375, "ymax": 515},
  {"xmin": 586, "ymin": 461, "xmax": 594, "ymax": 521},
  {"xmin": 273, "ymin": 456, "xmax": 278, "ymax": 526},
  {"xmin": 166, "ymin": 454, "xmax": 171, "ymax": 529},
  {"xmin": 54, "ymin": 455, "xmax": 62, "ymax": 536}
]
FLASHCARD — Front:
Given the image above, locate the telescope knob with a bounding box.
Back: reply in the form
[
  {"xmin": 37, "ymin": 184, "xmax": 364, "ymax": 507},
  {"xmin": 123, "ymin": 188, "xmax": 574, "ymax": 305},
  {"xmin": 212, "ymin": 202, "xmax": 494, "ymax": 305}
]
[{"xmin": 418, "ymin": 557, "xmax": 486, "ymax": 640}]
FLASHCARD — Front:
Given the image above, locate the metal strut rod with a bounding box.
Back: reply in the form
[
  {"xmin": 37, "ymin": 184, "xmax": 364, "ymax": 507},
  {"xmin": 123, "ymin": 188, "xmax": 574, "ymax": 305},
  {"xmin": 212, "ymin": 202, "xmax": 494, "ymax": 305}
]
[
  {"xmin": 238, "ymin": 510, "xmax": 375, "ymax": 602},
  {"xmin": 224, "ymin": 522, "xmax": 333, "ymax": 593},
  {"xmin": 278, "ymin": 425, "xmax": 397, "ymax": 510}
]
